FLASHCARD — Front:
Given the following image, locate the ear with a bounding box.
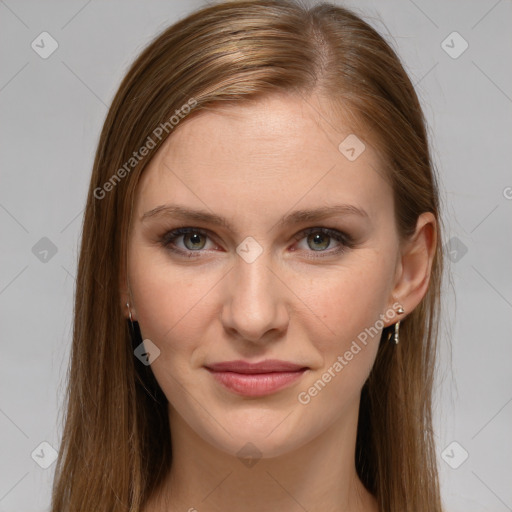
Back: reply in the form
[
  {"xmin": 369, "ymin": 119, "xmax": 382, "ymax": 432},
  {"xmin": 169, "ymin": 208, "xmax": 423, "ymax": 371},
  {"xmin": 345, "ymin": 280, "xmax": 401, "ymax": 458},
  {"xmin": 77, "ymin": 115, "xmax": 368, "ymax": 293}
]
[{"xmin": 387, "ymin": 211, "xmax": 437, "ymax": 321}]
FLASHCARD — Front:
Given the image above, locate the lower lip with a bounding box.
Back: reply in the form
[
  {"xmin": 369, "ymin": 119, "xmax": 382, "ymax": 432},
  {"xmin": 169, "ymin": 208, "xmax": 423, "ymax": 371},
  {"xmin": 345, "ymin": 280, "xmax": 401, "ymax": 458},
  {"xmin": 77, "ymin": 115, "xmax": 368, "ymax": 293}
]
[{"xmin": 206, "ymin": 369, "xmax": 307, "ymax": 397}]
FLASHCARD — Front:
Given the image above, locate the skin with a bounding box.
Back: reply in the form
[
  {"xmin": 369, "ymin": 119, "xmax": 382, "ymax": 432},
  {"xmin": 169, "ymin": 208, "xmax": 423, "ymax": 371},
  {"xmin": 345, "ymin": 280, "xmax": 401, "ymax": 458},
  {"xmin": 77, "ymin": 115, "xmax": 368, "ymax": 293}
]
[{"xmin": 121, "ymin": 92, "xmax": 436, "ymax": 512}]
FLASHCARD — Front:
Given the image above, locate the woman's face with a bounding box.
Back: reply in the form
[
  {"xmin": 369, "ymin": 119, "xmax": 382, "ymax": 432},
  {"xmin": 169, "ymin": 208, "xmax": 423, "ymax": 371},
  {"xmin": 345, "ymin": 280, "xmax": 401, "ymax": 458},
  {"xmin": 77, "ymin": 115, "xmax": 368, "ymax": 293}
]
[{"xmin": 125, "ymin": 93, "xmax": 403, "ymax": 458}]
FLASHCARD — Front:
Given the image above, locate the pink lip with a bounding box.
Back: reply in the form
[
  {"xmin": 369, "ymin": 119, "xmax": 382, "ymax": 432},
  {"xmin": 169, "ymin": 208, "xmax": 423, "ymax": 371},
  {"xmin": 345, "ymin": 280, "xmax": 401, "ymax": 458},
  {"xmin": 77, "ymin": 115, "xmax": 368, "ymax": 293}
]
[{"xmin": 205, "ymin": 359, "xmax": 308, "ymax": 397}]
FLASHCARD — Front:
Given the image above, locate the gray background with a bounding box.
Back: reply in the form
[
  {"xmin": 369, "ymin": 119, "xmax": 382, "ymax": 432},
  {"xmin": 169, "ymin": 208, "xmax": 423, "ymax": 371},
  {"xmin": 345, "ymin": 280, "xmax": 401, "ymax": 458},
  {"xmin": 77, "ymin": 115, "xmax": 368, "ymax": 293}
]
[{"xmin": 1, "ymin": 0, "xmax": 511, "ymax": 510}]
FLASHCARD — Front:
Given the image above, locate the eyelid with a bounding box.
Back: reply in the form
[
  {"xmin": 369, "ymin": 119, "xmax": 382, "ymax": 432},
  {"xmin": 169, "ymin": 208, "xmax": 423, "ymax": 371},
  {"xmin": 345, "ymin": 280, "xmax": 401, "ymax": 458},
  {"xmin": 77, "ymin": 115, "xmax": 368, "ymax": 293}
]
[{"xmin": 292, "ymin": 226, "xmax": 352, "ymax": 243}]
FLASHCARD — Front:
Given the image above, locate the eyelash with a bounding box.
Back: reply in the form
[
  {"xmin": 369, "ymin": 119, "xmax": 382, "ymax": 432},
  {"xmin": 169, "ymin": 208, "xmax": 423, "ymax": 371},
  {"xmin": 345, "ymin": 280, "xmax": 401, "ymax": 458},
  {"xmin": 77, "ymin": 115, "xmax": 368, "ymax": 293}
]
[{"xmin": 158, "ymin": 226, "xmax": 355, "ymax": 259}]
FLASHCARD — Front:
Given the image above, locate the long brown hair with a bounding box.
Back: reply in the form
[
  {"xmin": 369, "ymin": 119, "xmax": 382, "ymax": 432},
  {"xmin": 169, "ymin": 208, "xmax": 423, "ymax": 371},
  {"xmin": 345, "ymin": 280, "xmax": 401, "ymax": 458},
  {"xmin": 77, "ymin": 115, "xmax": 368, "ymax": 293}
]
[{"xmin": 51, "ymin": 1, "xmax": 445, "ymax": 510}]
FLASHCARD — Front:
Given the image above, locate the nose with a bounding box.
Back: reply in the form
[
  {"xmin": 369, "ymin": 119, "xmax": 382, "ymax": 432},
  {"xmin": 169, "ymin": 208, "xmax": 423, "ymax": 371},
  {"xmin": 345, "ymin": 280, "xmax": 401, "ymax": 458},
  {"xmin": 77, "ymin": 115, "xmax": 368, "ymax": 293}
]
[{"xmin": 221, "ymin": 252, "xmax": 290, "ymax": 344}]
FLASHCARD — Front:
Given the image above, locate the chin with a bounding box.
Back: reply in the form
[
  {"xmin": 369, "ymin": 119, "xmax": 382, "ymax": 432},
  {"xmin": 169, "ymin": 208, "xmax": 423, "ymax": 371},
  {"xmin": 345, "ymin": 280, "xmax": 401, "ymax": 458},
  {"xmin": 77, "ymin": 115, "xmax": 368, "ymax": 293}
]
[
  {"xmin": 210, "ymin": 429, "xmax": 306, "ymax": 460},
  {"xmin": 187, "ymin": 407, "xmax": 318, "ymax": 461}
]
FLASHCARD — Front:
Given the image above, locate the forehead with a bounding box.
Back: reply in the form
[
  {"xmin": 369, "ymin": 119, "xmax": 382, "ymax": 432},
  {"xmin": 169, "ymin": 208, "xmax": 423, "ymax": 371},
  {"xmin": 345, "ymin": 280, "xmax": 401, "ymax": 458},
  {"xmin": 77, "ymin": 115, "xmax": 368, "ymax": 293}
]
[{"xmin": 135, "ymin": 93, "xmax": 392, "ymax": 223}]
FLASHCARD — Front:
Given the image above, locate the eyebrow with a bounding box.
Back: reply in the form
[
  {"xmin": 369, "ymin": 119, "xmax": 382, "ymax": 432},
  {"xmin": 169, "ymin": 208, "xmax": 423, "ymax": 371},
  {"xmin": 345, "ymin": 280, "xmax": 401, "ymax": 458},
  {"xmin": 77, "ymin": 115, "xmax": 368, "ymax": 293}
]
[{"xmin": 141, "ymin": 203, "xmax": 369, "ymax": 231}]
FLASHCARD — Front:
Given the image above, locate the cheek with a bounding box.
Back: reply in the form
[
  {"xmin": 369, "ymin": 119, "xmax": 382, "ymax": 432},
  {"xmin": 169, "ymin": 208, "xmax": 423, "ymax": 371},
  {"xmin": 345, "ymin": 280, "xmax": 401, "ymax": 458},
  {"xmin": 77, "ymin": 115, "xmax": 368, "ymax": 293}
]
[
  {"xmin": 128, "ymin": 246, "xmax": 221, "ymax": 360},
  {"xmin": 128, "ymin": 254, "xmax": 215, "ymax": 405},
  {"xmin": 294, "ymin": 254, "xmax": 394, "ymax": 387},
  {"xmin": 303, "ymin": 258, "xmax": 392, "ymax": 342}
]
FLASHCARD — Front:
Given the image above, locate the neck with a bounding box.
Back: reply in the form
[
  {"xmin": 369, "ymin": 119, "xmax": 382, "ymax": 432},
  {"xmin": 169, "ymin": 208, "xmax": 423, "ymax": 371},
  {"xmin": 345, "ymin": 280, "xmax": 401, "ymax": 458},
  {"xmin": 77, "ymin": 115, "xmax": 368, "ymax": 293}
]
[{"xmin": 146, "ymin": 400, "xmax": 378, "ymax": 512}]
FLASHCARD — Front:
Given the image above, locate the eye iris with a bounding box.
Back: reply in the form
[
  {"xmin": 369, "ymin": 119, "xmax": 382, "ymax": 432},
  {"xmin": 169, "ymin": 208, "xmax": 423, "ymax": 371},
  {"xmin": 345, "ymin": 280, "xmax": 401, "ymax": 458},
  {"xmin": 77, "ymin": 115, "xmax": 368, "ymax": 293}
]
[
  {"xmin": 184, "ymin": 232, "xmax": 206, "ymax": 250},
  {"xmin": 307, "ymin": 232, "xmax": 330, "ymax": 251}
]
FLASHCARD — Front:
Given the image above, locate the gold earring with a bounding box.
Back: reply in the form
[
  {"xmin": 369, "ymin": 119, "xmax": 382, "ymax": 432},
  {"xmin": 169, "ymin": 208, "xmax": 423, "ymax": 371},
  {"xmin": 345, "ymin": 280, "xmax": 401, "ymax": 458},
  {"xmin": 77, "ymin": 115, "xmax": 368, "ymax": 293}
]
[
  {"xmin": 393, "ymin": 306, "xmax": 405, "ymax": 344},
  {"xmin": 393, "ymin": 320, "xmax": 401, "ymax": 344},
  {"xmin": 387, "ymin": 305, "xmax": 405, "ymax": 344}
]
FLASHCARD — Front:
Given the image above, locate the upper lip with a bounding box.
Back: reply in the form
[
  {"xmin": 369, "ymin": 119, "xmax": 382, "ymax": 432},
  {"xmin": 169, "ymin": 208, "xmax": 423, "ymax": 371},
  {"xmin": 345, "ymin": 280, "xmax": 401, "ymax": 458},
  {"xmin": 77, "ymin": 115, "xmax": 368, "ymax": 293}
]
[{"xmin": 205, "ymin": 359, "xmax": 308, "ymax": 374}]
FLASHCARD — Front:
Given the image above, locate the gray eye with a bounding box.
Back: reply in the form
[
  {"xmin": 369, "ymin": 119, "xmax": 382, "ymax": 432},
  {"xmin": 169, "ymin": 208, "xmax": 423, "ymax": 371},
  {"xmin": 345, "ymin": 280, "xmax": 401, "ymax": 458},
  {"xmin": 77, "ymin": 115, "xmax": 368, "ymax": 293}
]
[
  {"xmin": 183, "ymin": 232, "xmax": 207, "ymax": 250},
  {"xmin": 306, "ymin": 232, "xmax": 331, "ymax": 251}
]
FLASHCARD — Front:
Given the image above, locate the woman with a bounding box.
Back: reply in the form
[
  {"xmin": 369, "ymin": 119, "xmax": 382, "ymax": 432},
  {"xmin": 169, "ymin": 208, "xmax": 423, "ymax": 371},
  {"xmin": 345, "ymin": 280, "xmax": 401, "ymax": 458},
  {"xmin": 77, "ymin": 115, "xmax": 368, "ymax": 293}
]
[{"xmin": 50, "ymin": 1, "xmax": 446, "ymax": 511}]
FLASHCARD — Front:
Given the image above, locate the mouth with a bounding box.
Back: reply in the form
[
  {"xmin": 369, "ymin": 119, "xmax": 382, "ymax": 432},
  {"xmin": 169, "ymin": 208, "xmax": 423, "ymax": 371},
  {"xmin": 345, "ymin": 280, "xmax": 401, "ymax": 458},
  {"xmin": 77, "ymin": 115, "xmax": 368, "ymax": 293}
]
[{"xmin": 204, "ymin": 359, "xmax": 309, "ymax": 397}]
